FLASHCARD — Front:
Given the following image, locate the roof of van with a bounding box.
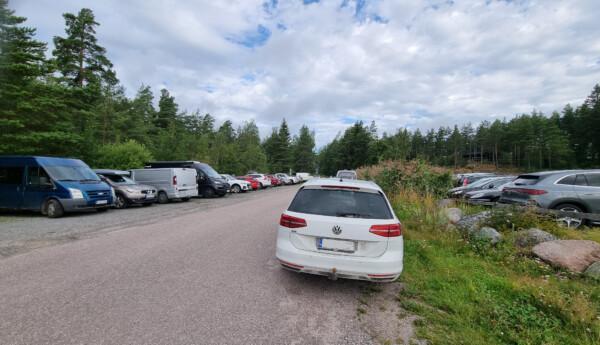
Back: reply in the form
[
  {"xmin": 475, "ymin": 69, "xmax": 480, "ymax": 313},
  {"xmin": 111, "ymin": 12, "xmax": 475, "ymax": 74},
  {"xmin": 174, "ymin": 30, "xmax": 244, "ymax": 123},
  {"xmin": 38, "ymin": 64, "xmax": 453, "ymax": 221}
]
[
  {"xmin": 0, "ymin": 156, "xmax": 85, "ymax": 166},
  {"xmin": 303, "ymin": 178, "xmax": 383, "ymax": 192}
]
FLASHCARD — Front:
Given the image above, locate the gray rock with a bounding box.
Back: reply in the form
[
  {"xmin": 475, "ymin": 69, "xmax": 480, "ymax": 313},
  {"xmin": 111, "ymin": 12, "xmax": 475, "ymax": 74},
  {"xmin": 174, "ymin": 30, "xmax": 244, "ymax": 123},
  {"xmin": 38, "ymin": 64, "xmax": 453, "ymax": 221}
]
[
  {"xmin": 472, "ymin": 226, "xmax": 502, "ymax": 244},
  {"xmin": 456, "ymin": 210, "xmax": 491, "ymax": 232},
  {"xmin": 515, "ymin": 228, "xmax": 558, "ymax": 247},
  {"xmin": 444, "ymin": 208, "xmax": 463, "ymax": 224},
  {"xmin": 584, "ymin": 261, "xmax": 600, "ymax": 280},
  {"xmin": 532, "ymin": 240, "xmax": 600, "ymax": 273}
]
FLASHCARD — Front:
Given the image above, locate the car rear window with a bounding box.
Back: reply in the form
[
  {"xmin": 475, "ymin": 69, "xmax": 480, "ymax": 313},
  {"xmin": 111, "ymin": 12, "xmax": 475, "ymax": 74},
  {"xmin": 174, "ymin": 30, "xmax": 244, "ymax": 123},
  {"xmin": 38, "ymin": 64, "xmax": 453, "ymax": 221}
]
[
  {"xmin": 513, "ymin": 175, "xmax": 539, "ymax": 186},
  {"xmin": 288, "ymin": 188, "xmax": 393, "ymax": 219}
]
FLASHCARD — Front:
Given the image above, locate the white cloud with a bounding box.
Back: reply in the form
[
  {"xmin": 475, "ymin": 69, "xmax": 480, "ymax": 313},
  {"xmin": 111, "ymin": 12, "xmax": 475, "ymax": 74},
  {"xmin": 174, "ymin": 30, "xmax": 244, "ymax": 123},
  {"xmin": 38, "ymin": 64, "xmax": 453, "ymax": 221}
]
[{"xmin": 13, "ymin": 0, "xmax": 600, "ymax": 147}]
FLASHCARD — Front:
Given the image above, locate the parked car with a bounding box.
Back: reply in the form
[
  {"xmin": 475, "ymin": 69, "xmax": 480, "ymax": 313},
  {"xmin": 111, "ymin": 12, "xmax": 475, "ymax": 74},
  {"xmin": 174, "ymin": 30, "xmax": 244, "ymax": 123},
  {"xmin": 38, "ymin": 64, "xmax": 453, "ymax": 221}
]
[
  {"xmin": 500, "ymin": 170, "xmax": 600, "ymax": 228},
  {"xmin": 449, "ymin": 176, "xmax": 515, "ymax": 198},
  {"xmin": 130, "ymin": 168, "xmax": 198, "ymax": 204},
  {"xmin": 95, "ymin": 169, "xmax": 157, "ymax": 208},
  {"xmin": 248, "ymin": 173, "xmax": 272, "ymax": 188},
  {"xmin": 335, "ymin": 170, "xmax": 358, "ymax": 180},
  {"xmin": 456, "ymin": 173, "xmax": 497, "ymax": 186},
  {"xmin": 146, "ymin": 161, "xmax": 228, "ymax": 197},
  {"xmin": 464, "ymin": 177, "xmax": 516, "ymax": 203},
  {"xmin": 0, "ymin": 156, "xmax": 113, "ymax": 218},
  {"xmin": 237, "ymin": 176, "xmax": 260, "ymax": 190},
  {"xmin": 221, "ymin": 174, "xmax": 251, "ymax": 193},
  {"xmin": 266, "ymin": 174, "xmax": 282, "ymax": 186},
  {"xmin": 295, "ymin": 172, "xmax": 312, "ymax": 181},
  {"xmin": 276, "ymin": 178, "xmax": 403, "ymax": 282},
  {"xmin": 275, "ymin": 173, "xmax": 294, "ymax": 185}
]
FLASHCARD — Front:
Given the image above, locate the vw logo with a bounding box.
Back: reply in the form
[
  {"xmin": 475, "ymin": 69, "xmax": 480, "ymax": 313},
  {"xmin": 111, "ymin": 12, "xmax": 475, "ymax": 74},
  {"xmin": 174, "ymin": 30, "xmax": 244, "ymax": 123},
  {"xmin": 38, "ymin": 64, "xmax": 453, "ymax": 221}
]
[{"xmin": 332, "ymin": 225, "xmax": 342, "ymax": 235}]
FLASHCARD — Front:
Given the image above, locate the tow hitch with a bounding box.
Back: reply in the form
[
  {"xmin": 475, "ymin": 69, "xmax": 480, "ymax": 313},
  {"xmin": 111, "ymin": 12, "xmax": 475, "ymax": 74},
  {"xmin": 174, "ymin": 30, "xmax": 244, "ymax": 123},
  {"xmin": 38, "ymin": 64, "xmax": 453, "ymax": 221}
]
[{"xmin": 328, "ymin": 267, "xmax": 338, "ymax": 281}]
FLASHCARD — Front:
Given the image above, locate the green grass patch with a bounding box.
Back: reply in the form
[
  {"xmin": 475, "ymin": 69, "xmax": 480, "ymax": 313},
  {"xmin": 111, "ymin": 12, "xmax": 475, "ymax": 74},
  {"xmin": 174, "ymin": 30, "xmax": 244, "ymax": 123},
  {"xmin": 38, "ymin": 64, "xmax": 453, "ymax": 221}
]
[{"xmin": 394, "ymin": 201, "xmax": 600, "ymax": 345}]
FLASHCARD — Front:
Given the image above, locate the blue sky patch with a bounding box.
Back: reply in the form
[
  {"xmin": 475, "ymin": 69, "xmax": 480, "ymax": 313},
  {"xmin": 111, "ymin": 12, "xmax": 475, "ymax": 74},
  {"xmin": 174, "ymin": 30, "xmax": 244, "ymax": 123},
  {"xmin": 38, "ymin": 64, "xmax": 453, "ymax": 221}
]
[{"xmin": 226, "ymin": 25, "xmax": 271, "ymax": 48}]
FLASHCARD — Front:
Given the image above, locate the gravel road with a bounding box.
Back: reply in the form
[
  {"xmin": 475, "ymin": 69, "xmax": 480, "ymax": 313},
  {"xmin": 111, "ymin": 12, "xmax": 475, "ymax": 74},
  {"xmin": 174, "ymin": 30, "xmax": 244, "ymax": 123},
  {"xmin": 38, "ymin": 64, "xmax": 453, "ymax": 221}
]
[{"xmin": 0, "ymin": 185, "xmax": 375, "ymax": 344}]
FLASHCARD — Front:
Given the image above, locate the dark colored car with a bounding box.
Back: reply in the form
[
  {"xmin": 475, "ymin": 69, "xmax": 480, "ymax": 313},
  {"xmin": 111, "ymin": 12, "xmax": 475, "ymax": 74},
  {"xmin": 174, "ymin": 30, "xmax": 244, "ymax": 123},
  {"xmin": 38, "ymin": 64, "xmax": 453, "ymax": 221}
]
[
  {"xmin": 146, "ymin": 161, "xmax": 229, "ymax": 197},
  {"xmin": 448, "ymin": 176, "xmax": 513, "ymax": 198},
  {"xmin": 0, "ymin": 156, "xmax": 113, "ymax": 218},
  {"xmin": 95, "ymin": 169, "xmax": 156, "ymax": 208},
  {"xmin": 463, "ymin": 177, "xmax": 516, "ymax": 203}
]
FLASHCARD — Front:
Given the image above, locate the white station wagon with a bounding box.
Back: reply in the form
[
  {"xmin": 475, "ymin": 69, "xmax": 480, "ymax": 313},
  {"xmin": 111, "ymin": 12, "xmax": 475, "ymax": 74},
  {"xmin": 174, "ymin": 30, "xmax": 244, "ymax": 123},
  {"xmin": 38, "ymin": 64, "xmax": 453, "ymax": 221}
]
[{"xmin": 276, "ymin": 178, "xmax": 403, "ymax": 282}]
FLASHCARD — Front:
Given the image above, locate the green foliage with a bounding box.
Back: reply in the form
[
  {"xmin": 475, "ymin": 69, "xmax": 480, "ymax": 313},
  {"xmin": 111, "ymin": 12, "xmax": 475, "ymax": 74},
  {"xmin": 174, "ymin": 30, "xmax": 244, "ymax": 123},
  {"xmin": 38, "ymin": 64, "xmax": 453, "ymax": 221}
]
[
  {"xmin": 93, "ymin": 140, "xmax": 153, "ymax": 170},
  {"xmin": 390, "ymin": 190, "xmax": 600, "ymax": 345}
]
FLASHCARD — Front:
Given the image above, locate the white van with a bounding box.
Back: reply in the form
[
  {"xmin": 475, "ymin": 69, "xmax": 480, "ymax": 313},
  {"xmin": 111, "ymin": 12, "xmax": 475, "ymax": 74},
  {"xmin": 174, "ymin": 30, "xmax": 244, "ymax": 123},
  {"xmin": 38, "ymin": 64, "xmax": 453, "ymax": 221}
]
[{"xmin": 130, "ymin": 168, "xmax": 198, "ymax": 203}]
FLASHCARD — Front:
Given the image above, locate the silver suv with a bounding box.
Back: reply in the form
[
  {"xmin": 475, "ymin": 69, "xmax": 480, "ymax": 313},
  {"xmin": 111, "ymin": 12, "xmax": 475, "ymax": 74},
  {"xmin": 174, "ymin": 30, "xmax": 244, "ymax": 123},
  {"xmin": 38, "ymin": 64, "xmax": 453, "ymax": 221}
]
[{"xmin": 500, "ymin": 170, "xmax": 600, "ymax": 227}]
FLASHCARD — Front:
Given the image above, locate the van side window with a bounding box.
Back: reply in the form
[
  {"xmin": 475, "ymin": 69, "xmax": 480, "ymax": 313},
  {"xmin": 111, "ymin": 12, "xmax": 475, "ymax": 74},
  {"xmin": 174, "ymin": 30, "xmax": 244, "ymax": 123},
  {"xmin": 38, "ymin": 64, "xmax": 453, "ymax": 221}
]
[
  {"xmin": 585, "ymin": 174, "xmax": 600, "ymax": 187},
  {"xmin": 27, "ymin": 167, "xmax": 51, "ymax": 186},
  {"xmin": 574, "ymin": 174, "xmax": 588, "ymax": 186},
  {"xmin": 0, "ymin": 167, "xmax": 23, "ymax": 184}
]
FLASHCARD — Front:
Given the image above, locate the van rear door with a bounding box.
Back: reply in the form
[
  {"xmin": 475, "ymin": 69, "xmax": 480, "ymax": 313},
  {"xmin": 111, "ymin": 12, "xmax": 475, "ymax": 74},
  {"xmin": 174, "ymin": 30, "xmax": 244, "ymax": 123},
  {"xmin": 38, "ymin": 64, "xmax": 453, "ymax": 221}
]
[
  {"xmin": 0, "ymin": 166, "xmax": 25, "ymax": 209},
  {"xmin": 174, "ymin": 168, "xmax": 198, "ymax": 197}
]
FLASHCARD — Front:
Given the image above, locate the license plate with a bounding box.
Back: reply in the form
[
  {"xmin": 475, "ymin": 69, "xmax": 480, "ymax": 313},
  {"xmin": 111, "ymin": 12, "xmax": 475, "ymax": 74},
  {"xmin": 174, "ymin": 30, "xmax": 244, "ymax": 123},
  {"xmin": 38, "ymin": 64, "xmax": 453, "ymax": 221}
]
[
  {"xmin": 96, "ymin": 200, "xmax": 108, "ymax": 205},
  {"xmin": 318, "ymin": 238, "xmax": 356, "ymax": 253},
  {"xmin": 146, "ymin": 193, "xmax": 154, "ymax": 198}
]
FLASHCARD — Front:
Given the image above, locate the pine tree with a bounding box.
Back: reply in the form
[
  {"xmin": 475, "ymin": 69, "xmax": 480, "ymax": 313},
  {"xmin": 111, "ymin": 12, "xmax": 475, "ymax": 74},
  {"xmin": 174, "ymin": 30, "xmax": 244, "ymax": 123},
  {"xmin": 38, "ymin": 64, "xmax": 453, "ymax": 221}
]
[
  {"xmin": 155, "ymin": 88, "xmax": 177, "ymax": 129},
  {"xmin": 52, "ymin": 8, "xmax": 116, "ymax": 88},
  {"xmin": 291, "ymin": 125, "xmax": 316, "ymax": 172}
]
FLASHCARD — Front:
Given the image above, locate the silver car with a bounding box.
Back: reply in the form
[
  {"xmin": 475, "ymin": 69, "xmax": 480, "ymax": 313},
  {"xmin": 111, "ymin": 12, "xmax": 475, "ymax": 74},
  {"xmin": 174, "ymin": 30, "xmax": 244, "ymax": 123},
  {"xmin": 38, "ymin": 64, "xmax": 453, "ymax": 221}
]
[{"xmin": 500, "ymin": 170, "xmax": 600, "ymax": 227}]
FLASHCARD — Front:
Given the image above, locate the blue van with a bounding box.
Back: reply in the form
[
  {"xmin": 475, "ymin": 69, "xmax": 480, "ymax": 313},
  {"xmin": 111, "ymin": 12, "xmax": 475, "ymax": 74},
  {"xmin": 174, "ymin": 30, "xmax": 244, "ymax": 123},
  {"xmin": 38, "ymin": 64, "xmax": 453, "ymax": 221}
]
[{"xmin": 0, "ymin": 156, "xmax": 114, "ymax": 218}]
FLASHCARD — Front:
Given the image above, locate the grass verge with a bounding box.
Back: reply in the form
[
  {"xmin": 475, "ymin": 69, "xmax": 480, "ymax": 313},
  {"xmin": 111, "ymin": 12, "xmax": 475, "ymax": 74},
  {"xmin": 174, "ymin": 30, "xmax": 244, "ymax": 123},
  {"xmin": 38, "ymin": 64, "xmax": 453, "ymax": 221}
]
[{"xmin": 392, "ymin": 193, "xmax": 600, "ymax": 345}]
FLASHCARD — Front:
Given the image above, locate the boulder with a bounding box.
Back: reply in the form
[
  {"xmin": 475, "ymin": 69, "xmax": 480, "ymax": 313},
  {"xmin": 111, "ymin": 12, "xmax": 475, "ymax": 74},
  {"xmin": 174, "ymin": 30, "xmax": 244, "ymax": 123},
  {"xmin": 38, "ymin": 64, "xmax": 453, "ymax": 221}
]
[
  {"xmin": 532, "ymin": 240, "xmax": 600, "ymax": 273},
  {"xmin": 444, "ymin": 208, "xmax": 463, "ymax": 224},
  {"xmin": 584, "ymin": 261, "xmax": 600, "ymax": 280},
  {"xmin": 515, "ymin": 228, "xmax": 558, "ymax": 247},
  {"xmin": 456, "ymin": 210, "xmax": 491, "ymax": 232},
  {"xmin": 472, "ymin": 226, "xmax": 502, "ymax": 244}
]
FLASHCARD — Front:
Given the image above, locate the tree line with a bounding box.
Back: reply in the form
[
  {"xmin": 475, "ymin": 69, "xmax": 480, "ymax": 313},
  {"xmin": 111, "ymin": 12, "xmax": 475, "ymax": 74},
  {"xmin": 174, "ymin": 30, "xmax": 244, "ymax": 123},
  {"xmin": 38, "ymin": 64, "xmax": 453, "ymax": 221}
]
[
  {"xmin": 0, "ymin": 2, "xmax": 316, "ymax": 174},
  {"xmin": 318, "ymin": 85, "xmax": 600, "ymax": 176},
  {"xmin": 2, "ymin": 1, "xmax": 599, "ymax": 177}
]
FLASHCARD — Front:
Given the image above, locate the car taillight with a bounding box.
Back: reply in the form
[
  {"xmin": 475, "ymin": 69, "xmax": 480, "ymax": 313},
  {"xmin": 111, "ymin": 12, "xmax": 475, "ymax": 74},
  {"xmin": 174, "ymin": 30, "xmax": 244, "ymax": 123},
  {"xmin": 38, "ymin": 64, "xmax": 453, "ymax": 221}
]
[
  {"xmin": 172, "ymin": 175, "xmax": 177, "ymax": 185},
  {"xmin": 280, "ymin": 214, "xmax": 307, "ymax": 228},
  {"xmin": 369, "ymin": 223, "xmax": 402, "ymax": 237},
  {"xmin": 504, "ymin": 187, "xmax": 547, "ymax": 195}
]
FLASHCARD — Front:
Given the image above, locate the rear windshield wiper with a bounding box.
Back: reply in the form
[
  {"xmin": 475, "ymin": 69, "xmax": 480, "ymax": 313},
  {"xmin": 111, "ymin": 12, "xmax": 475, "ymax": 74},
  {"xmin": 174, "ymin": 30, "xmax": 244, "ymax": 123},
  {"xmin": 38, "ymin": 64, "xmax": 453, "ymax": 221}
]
[{"xmin": 336, "ymin": 212, "xmax": 370, "ymax": 218}]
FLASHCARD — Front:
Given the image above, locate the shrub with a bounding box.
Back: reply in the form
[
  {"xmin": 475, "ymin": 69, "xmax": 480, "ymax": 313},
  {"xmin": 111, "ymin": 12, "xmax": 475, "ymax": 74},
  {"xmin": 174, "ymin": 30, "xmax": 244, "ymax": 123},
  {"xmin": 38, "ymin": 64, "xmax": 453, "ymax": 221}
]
[{"xmin": 93, "ymin": 140, "xmax": 153, "ymax": 170}]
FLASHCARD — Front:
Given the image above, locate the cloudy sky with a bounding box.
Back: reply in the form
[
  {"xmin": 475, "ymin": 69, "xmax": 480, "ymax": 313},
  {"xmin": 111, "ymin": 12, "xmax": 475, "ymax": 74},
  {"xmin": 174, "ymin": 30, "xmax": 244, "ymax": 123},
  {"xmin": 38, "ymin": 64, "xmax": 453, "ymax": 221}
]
[{"xmin": 13, "ymin": 0, "xmax": 600, "ymax": 147}]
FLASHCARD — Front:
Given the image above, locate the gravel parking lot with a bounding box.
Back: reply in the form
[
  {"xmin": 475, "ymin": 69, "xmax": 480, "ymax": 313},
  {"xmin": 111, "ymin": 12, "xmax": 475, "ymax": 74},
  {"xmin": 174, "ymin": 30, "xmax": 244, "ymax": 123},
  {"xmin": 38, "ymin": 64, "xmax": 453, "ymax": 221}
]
[{"xmin": 0, "ymin": 186, "xmax": 294, "ymax": 258}]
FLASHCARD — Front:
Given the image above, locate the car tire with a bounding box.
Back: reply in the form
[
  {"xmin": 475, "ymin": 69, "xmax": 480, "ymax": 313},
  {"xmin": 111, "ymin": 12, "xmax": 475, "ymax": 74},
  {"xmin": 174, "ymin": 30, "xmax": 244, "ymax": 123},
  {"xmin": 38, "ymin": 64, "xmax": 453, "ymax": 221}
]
[
  {"xmin": 115, "ymin": 194, "xmax": 127, "ymax": 209},
  {"xmin": 46, "ymin": 199, "xmax": 64, "ymax": 218},
  {"xmin": 158, "ymin": 191, "xmax": 169, "ymax": 204},
  {"xmin": 259, "ymin": 183, "xmax": 264, "ymax": 189},
  {"xmin": 554, "ymin": 203, "xmax": 585, "ymax": 228},
  {"xmin": 231, "ymin": 184, "xmax": 241, "ymax": 193},
  {"xmin": 202, "ymin": 187, "xmax": 215, "ymax": 198}
]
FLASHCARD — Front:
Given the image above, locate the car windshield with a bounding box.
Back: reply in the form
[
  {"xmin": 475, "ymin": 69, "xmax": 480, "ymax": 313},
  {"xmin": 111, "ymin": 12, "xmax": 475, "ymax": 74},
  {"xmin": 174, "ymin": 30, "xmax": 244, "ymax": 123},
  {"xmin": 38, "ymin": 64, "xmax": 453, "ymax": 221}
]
[
  {"xmin": 514, "ymin": 175, "xmax": 540, "ymax": 186},
  {"xmin": 46, "ymin": 165, "xmax": 100, "ymax": 182},
  {"xmin": 288, "ymin": 188, "xmax": 393, "ymax": 219},
  {"xmin": 199, "ymin": 163, "xmax": 221, "ymax": 178},
  {"xmin": 105, "ymin": 175, "xmax": 136, "ymax": 185}
]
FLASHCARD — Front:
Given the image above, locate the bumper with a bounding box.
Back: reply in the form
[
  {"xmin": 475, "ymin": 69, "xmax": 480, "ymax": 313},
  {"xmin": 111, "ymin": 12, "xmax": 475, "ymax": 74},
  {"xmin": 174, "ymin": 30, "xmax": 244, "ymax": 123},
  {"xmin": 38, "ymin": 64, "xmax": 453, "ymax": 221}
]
[
  {"xmin": 276, "ymin": 230, "xmax": 403, "ymax": 282},
  {"xmin": 59, "ymin": 198, "xmax": 112, "ymax": 212},
  {"xmin": 127, "ymin": 195, "xmax": 156, "ymax": 204}
]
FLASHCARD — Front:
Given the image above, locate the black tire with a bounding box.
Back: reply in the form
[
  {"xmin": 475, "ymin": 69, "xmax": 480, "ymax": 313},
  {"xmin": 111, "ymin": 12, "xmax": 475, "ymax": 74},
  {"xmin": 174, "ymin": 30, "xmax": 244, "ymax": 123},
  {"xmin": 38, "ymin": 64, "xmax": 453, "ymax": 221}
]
[
  {"xmin": 46, "ymin": 199, "xmax": 64, "ymax": 218},
  {"xmin": 259, "ymin": 183, "xmax": 264, "ymax": 189},
  {"xmin": 115, "ymin": 194, "xmax": 128, "ymax": 209},
  {"xmin": 158, "ymin": 191, "xmax": 169, "ymax": 204},
  {"xmin": 554, "ymin": 203, "xmax": 585, "ymax": 228},
  {"xmin": 202, "ymin": 187, "xmax": 215, "ymax": 198},
  {"xmin": 231, "ymin": 184, "xmax": 241, "ymax": 193}
]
